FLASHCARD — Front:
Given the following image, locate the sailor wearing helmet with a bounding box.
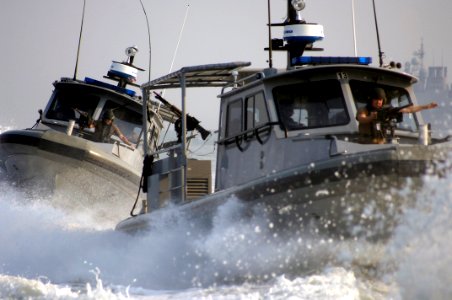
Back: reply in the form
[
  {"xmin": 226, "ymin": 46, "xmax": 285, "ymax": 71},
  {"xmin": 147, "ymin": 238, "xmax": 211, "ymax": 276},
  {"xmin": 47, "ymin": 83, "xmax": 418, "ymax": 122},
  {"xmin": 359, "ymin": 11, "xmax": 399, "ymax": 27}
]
[
  {"xmin": 92, "ymin": 109, "xmax": 134, "ymax": 147},
  {"xmin": 356, "ymin": 88, "xmax": 437, "ymax": 144}
]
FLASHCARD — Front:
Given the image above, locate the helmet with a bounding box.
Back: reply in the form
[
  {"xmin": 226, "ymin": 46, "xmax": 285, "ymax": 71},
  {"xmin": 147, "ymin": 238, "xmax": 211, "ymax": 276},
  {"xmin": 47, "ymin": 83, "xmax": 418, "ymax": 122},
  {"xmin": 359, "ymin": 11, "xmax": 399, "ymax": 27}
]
[
  {"xmin": 369, "ymin": 88, "xmax": 387, "ymax": 102},
  {"xmin": 102, "ymin": 109, "xmax": 115, "ymax": 121}
]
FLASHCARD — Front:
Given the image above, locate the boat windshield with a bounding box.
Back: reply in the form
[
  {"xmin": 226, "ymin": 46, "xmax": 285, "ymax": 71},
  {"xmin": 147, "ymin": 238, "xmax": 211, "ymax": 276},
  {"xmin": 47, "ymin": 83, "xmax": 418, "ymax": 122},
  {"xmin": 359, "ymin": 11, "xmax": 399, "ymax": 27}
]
[
  {"xmin": 102, "ymin": 100, "xmax": 142, "ymax": 144},
  {"xmin": 273, "ymin": 79, "xmax": 350, "ymax": 130},
  {"xmin": 45, "ymin": 84, "xmax": 143, "ymax": 144},
  {"xmin": 46, "ymin": 87, "xmax": 100, "ymax": 125},
  {"xmin": 350, "ymin": 81, "xmax": 418, "ymax": 132}
]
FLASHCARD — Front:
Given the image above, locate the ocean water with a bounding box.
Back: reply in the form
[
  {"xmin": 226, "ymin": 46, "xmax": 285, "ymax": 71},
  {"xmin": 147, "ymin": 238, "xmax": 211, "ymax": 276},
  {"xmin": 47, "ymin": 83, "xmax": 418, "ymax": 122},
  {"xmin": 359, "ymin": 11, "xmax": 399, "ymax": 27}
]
[{"xmin": 1, "ymin": 125, "xmax": 452, "ymax": 299}]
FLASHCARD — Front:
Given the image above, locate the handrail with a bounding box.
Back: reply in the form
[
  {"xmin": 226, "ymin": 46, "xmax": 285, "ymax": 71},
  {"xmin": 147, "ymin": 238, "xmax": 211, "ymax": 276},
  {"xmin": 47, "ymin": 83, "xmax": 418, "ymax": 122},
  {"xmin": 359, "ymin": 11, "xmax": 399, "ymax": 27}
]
[
  {"xmin": 217, "ymin": 121, "xmax": 278, "ymax": 146},
  {"xmin": 149, "ymin": 143, "xmax": 182, "ymax": 157},
  {"xmin": 221, "ymin": 72, "xmax": 266, "ymax": 94}
]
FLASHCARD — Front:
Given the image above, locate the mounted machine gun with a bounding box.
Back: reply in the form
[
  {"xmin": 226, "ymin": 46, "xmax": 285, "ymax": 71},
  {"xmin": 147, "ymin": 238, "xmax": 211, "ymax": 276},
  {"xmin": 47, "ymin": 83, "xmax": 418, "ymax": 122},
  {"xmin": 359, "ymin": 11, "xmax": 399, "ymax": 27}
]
[
  {"xmin": 374, "ymin": 103, "xmax": 413, "ymax": 140},
  {"xmin": 153, "ymin": 92, "xmax": 211, "ymax": 141}
]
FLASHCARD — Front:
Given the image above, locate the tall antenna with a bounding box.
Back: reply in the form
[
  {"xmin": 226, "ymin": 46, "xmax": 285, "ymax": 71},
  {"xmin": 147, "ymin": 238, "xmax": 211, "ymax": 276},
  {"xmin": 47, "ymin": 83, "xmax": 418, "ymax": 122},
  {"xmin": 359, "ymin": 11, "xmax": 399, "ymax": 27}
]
[
  {"xmin": 160, "ymin": 2, "xmax": 190, "ymax": 98},
  {"xmin": 168, "ymin": 3, "xmax": 190, "ymax": 74},
  {"xmin": 73, "ymin": 0, "xmax": 87, "ymax": 80},
  {"xmin": 267, "ymin": 0, "xmax": 273, "ymax": 68},
  {"xmin": 138, "ymin": 0, "xmax": 152, "ymax": 81},
  {"xmin": 351, "ymin": 0, "xmax": 357, "ymax": 56},
  {"xmin": 371, "ymin": 0, "xmax": 384, "ymax": 67}
]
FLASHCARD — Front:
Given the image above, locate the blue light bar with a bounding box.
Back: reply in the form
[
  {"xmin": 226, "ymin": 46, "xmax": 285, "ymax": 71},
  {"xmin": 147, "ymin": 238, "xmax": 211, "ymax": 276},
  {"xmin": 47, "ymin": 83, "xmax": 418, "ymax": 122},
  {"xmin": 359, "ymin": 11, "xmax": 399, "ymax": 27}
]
[
  {"xmin": 292, "ymin": 56, "xmax": 372, "ymax": 66},
  {"xmin": 84, "ymin": 77, "xmax": 136, "ymax": 97}
]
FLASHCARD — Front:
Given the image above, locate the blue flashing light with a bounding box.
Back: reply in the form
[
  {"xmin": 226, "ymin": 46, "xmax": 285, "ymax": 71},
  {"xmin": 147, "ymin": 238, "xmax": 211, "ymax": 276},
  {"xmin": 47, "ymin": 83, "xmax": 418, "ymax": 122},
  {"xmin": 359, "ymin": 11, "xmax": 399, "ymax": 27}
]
[
  {"xmin": 357, "ymin": 57, "xmax": 372, "ymax": 65},
  {"xmin": 84, "ymin": 77, "xmax": 136, "ymax": 97},
  {"xmin": 292, "ymin": 56, "xmax": 372, "ymax": 66}
]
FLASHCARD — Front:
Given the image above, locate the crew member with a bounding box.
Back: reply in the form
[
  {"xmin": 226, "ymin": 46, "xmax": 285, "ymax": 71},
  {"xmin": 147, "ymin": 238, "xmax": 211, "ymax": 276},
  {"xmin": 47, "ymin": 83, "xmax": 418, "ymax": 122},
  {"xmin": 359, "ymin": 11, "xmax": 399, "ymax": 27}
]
[
  {"xmin": 92, "ymin": 109, "xmax": 134, "ymax": 147},
  {"xmin": 356, "ymin": 88, "xmax": 437, "ymax": 144},
  {"xmin": 279, "ymin": 98, "xmax": 305, "ymax": 129}
]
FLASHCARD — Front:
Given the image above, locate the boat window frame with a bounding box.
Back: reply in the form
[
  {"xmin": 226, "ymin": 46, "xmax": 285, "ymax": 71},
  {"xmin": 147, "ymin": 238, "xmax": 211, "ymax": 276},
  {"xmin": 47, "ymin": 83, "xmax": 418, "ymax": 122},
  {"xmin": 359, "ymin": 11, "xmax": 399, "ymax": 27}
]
[
  {"xmin": 225, "ymin": 98, "xmax": 244, "ymax": 138},
  {"xmin": 349, "ymin": 80, "xmax": 419, "ymax": 133},
  {"xmin": 218, "ymin": 91, "xmax": 277, "ymax": 148},
  {"xmin": 44, "ymin": 86, "xmax": 101, "ymax": 124},
  {"xmin": 245, "ymin": 91, "xmax": 270, "ymax": 131},
  {"xmin": 101, "ymin": 99, "xmax": 143, "ymax": 144},
  {"xmin": 273, "ymin": 79, "xmax": 351, "ymax": 131}
]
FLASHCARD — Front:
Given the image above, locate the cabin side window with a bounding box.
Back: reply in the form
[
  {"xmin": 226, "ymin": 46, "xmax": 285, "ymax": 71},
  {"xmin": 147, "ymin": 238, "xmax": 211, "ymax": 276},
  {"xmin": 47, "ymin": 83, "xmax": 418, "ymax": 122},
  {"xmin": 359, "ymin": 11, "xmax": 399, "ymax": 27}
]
[
  {"xmin": 273, "ymin": 80, "xmax": 349, "ymax": 130},
  {"xmin": 245, "ymin": 92, "xmax": 269, "ymax": 130},
  {"xmin": 102, "ymin": 100, "xmax": 143, "ymax": 144},
  {"xmin": 350, "ymin": 81, "xmax": 417, "ymax": 132},
  {"xmin": 226, "ymin": 99, "xmax": 243, "ymax": 137}
]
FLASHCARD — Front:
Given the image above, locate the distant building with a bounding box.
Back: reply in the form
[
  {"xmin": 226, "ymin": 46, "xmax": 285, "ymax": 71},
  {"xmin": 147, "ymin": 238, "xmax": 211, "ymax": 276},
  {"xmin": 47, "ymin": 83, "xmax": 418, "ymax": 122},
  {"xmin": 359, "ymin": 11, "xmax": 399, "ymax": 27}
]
[{"xmin": 404, "ymin": 40, "xmax": 452, "ymax": 133}]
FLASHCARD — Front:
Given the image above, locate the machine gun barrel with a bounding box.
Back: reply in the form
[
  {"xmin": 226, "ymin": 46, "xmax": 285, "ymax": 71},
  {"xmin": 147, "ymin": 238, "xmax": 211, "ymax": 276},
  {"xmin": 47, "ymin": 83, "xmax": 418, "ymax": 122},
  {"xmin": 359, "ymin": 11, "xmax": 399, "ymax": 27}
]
[
  {"xmin": 377, "ymin": 103, "xmax": 413, "ymax": 122},
  {"xmin": 153, "ymin": 92, "xmax": 182, "ymax": 118},
  {"xmin": 388, "ymin": 103, "xmax": 413, "ymax": 114},
  {"xmin": 153, "ymin": 92, "xmax": 211, "ymax": 140}
]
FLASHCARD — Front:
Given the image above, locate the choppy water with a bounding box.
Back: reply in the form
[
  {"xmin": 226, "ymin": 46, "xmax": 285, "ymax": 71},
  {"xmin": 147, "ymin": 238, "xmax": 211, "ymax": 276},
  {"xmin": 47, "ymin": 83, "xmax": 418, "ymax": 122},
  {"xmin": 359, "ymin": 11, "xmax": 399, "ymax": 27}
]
[{"xmin": 1, "ymin": 125, "xmax": 452, "ymax": 299}]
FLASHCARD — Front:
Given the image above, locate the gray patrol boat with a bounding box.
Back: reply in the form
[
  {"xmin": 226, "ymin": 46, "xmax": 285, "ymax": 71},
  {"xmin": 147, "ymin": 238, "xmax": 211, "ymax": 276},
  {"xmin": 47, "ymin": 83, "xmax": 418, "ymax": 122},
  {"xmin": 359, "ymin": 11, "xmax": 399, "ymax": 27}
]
[
  {"xmin": 116, "ymin": 1, "xmax": 452, "ymax": 239},
  {"xmin": 0, "ymin": 47, "xmax": 172, "ymax": 222}
]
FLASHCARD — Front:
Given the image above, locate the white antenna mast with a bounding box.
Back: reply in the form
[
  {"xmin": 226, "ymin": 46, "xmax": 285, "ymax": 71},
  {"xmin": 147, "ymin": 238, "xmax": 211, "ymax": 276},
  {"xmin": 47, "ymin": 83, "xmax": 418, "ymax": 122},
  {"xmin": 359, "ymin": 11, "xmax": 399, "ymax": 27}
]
[
  {"xmin": 351, "ymin": 0, "xmax": 357, "ymax": 56},
  {"xmin": 169, "ymin": 3, "xmax": 190, "ymax": 74}
]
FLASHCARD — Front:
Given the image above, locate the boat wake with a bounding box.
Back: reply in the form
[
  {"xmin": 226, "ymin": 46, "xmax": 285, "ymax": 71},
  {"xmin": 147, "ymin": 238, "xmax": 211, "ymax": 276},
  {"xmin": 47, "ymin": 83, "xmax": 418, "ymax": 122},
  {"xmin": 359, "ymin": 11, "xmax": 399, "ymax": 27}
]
[
  {"xmin": 385, "ymin": 174, "xmax": 452, "ymax": 299},
  {"xmin": 0, "ymin": 170, "xmax": 452, "ymax": 298}
]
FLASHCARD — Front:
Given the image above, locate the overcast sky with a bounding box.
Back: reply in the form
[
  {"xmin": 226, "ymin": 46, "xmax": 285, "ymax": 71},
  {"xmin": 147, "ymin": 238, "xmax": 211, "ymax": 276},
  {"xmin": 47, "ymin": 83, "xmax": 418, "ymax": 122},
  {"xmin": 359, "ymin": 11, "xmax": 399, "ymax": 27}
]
[{"xmin": 1, "ymin": 0, "xmax": 452, "ymax": 130}]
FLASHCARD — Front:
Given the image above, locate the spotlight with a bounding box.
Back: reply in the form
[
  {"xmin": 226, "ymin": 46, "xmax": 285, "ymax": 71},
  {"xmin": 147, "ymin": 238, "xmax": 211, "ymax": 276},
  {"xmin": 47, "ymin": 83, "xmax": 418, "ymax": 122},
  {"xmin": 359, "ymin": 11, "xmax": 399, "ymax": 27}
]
[
  {"xmin": 125, "ymin": 46, "xmax": 138, "ymax": 58},
  {"xmin": 291, "ymin": 0, "xmax": 305, "ymax": 11}
]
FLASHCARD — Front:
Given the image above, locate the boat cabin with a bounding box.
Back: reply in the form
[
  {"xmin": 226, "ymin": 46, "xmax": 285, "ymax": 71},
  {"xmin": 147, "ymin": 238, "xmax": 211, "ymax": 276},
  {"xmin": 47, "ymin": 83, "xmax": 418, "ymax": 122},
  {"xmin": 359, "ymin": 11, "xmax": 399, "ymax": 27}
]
[
  {"xmin": 42, "ymin": 77, "xmax": 145, "ymax": 145},
  {"xmin": 37, "ymin": 76, "xmax": 164, "ymax": 170},
  {"xmin": 39, "ymin": 46, "xmax": 165, "ymax": 163},
  {"xmin": 137, "ymin": 60, "xmax": 429, "ymax": 211},
  {"xmin": 216, "ymin": 64, "xmax": 424, "ymax": 190}
]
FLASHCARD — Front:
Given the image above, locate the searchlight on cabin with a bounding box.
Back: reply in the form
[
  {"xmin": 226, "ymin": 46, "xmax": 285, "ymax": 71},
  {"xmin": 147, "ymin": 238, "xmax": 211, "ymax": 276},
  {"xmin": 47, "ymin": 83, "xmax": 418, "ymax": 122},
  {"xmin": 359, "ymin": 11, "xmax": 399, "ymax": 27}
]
[
  {"xmin": 125, "ymin": 46, "xmax": 139, "ymax": 64},
  {"xmin": 286, "ymin": 0, "xmax": 306, "ymax": 23},
  {"xmin": 291, "ymin": 0, "xmax": 305, "ymax": 10}
]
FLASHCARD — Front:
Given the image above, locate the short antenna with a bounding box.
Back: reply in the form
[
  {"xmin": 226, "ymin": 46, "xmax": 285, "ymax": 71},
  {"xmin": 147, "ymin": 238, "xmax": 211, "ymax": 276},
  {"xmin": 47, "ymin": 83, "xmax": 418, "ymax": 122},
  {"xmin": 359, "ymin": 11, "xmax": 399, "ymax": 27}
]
[
  {"xmin": 73, "ymin": 0, "xmax": 86, "ymax": 80},
  {"xmin": 372, "ymin": 0, "xmax": 384, "ymax": 67}
]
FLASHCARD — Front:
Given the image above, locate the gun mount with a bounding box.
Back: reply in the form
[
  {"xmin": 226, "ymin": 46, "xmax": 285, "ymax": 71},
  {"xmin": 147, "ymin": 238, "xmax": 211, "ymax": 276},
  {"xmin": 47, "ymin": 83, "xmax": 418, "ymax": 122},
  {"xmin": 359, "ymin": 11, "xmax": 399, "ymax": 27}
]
[{"xmin": 153, "ymin": 92, "xmax": 211, "ymax": 141}]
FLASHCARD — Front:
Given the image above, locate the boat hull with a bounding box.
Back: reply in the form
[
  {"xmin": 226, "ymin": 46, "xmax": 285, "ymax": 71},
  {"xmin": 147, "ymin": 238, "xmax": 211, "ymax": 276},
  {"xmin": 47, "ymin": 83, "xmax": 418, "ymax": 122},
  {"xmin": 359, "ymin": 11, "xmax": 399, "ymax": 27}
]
[
  {"xmin": 0, "ymin": 129, "xmax": 142, "ymax": 224},
  {"xmin": 116, "ymin": 143, "xmax": 451, "ymax": 240}
]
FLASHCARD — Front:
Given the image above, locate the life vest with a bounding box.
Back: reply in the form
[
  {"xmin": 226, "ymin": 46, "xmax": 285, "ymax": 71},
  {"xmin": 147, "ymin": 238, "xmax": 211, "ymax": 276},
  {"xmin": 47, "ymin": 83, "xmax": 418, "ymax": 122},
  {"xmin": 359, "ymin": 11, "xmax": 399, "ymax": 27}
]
[
  {"xmin": 93, "ymin": 122, "xmax": 115, "ymax": 143},
  {"xmin": 357, "ymin": 107, "xmax": 386, "ymax": 144}
]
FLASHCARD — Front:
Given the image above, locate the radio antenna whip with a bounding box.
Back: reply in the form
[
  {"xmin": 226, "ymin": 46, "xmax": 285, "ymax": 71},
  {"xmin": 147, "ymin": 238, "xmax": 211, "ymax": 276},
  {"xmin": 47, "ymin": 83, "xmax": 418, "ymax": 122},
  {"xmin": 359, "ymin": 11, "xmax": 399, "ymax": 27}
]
[
  {"xmin": 267, "ymin": 0, "xmax": 273, "ymax": 68},
  {"xmin": 138, "ymin": 0, "xmax": 152, "ymax": 81},
  {"xmin": 351, "ymin": 0, "xmax": 357, "ymax": 56},
  {"xmin": 372, "ymin": 0, "xmax": 384, "ymax": 67},
  {"xmin": 161, "ymin": 2, "xmax": 190, "ymax": 98},
  {"xmin": 159, "ymin": 2, "xmax": 190, "ymax": 144},
  {"xmin": 168, "ymin": 3, "xmax": 190, "ymax": 75},
  {"xmin": 73, "ymin": 0, "xmax": 86, "ymax": 80}
]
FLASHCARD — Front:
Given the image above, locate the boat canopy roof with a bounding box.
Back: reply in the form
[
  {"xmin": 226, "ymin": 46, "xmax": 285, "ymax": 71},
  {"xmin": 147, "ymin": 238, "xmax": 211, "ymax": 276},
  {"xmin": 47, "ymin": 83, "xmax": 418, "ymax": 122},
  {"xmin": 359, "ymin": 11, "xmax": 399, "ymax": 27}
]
[{"xmin": 141, "ymin": 62, "xmax": 251, "ymax": 90}]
